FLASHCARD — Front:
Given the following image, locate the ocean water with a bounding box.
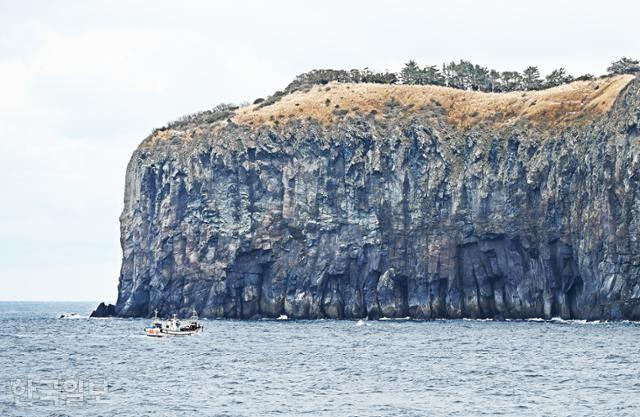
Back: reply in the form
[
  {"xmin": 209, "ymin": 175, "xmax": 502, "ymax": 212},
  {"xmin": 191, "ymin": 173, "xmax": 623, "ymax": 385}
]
[{"xmin": 1, "ymin": 302, "xmax": 640, "ymax": 416}]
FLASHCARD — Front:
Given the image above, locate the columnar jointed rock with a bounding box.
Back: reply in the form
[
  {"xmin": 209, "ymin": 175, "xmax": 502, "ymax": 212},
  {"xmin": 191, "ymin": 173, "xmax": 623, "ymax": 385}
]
[{"xmin": 113, "ymin": 75, "xmax": 640, "ymax": 320}]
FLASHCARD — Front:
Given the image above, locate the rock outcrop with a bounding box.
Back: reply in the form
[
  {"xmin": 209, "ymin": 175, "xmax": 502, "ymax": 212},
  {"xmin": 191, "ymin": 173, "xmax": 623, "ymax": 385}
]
[
  {"xmin": 90, "ymin": 302, "xmax": 116, "ymax": 318},
  {"xmin": 111, "ymin": 74, "xmax": 640, "ymax": 320}
]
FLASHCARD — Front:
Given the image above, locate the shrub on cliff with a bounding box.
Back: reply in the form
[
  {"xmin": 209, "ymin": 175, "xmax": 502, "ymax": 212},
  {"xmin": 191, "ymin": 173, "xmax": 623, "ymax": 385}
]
[
  {"xmin": 544, "ymin": 68, "xmax": 574, "ymax": 88},
  {"xmin": 154, "ymin": 103, "xmax": 238, "ymax": 132},
  {"xmin": 607, "ymin": 57, "xmax": 640, "ymax": 75},
  {"xmin": 575, "ymin": 74, "xmax": 595, "ymax": 81},
  {"xmin": 255, "ymin": 90, "xmax": 286, "ymax": 109},
  {"xmin": 283, "ymin": 68, "xmax": 398, "ymax": 95}
]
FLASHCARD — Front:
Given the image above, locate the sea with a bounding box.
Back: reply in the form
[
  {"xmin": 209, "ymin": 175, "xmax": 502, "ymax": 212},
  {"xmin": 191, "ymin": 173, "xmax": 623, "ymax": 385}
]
[{"xmin": 1, "ymin": 301, "xmax": 639, "ymax": 416}]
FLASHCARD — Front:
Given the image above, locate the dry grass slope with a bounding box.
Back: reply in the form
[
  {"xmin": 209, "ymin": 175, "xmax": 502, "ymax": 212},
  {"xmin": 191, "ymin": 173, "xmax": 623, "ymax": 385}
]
[{"xmin": 233, "ymin": 74, "xmax": 635, "ymax": 130}]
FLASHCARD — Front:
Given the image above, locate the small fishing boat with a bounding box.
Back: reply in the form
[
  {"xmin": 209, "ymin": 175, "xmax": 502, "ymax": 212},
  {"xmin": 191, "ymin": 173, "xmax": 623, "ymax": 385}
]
[{"xmin": 144, "ymin": 309, "xmax": 203, "ymax": 337}]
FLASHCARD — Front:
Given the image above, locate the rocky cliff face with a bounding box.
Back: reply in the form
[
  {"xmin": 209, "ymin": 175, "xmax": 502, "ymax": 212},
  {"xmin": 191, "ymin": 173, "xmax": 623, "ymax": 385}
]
[{"xmin": 113, "ymin": 75, "xmax": 640, "ymax": 320}]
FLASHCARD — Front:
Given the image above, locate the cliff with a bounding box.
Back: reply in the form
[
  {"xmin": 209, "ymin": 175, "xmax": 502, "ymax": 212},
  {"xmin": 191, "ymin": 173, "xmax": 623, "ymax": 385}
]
[{"xmin": 111, "ymin": 74, "xmax": 640, "ymax": 320}]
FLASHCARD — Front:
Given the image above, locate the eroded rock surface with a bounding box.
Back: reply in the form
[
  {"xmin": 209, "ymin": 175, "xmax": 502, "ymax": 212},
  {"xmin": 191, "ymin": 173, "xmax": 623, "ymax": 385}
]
[
  {"xmin": 113, "ymin": 76, "xmax": 640, "ymax": 320},
  {"xmin": 90, "ymin": 302, "xmax": 116, "ymax": 318}
]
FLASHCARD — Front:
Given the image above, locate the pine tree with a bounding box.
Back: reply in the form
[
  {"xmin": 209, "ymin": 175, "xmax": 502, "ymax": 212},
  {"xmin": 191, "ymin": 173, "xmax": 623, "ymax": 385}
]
[
  {"xmin": 400, "ymin": 60, "xmax": 421, "ymax": 84},
  {"xmin": 501, "ymin": 71, "xmax": 522, "ymax": 91},
  {"xmin": 607, "ymin": 57, "xmax": 640, "ymax": 75},
  {"xmin": 444, "ymin": 61, "xmax": 466, "ymax": 89},
  {"xmin": 458, "ymin": 60, "xmax": 475, "ymax": 90},
  {"xmin": 545, "ymin": 68, "xmax": 573, "ymax": 88},
  {"xmin": 472, "ymin": 65, "xmax": 490, "ymax": 91},
  {"xmin": 413, "ymin": 67, "xmax": 429, "ymax": 85},
  {"xmin": 487, "ymin": 69, "xmax": 502, "ymax": 92},
  {"xmin": 441, "ymin": 62, "xmax": 453, "ymax": 88},
  {"xmin": 423, "ymin": 65, "xmax": 445, "ymax": 86},
  {"xmin": 522, "ymin": 66, "xmax": 542, "ymax": 90}
]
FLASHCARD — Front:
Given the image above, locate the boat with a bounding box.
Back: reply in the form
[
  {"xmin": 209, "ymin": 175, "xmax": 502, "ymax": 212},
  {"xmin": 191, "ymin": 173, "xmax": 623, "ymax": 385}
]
[{"xmin": 144, "ymin": 309, "xmax": 203, "ymax": 337}]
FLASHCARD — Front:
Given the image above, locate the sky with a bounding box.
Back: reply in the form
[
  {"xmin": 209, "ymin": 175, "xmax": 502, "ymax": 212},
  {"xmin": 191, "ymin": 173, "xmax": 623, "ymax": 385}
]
[{"xmin": 1, "ymin": 0, "xmax": 638, "ymax": 301}]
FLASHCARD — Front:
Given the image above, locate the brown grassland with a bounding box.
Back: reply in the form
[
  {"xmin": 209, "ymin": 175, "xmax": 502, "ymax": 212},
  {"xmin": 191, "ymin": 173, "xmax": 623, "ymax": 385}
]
[{"xmin": 233, "ymin": 74, "xmax": 634, "ymax": 130}]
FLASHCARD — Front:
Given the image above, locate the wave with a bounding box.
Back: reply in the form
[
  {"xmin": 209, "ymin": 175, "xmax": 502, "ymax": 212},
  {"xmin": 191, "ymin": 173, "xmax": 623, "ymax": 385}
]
[
  {"xmin": 57, "ymin": 313, "xmax": 88, "ymax": 319},
  {"xmin": 378, "ymin": 316, "xmax": 412, "ymax": 321}
]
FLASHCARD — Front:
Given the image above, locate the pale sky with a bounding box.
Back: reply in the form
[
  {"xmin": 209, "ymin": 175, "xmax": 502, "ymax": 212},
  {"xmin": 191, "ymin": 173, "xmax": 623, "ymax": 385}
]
[{"xmin": 1, "ymin": 0, "xmax": 638, "ymax": 301}]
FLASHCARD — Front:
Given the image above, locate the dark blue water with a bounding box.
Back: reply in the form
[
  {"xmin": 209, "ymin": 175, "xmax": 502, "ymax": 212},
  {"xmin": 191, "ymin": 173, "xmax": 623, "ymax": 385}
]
[{"xmin": 1, "ymin": 302, "xmax": 640, "ymax": 416}]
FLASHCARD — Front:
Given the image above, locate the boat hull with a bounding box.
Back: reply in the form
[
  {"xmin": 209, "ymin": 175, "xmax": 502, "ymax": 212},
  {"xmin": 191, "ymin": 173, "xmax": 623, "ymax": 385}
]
[
  {"xmin": 144, "ymin": 311, "xmax": 203, "ymax": 337},
  {"xmin": 144, "ymin": 327, "xmax": 203, "ymax": 337}
]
